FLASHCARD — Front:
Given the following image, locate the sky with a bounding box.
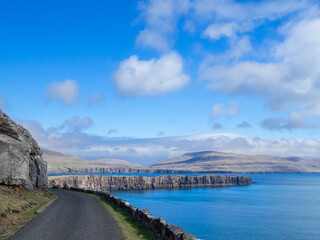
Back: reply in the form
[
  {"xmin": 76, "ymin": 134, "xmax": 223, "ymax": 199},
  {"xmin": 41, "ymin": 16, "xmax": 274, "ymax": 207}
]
[{"xmin": 1, "ymin": 0, "xmax": 320, "ymax": 165}]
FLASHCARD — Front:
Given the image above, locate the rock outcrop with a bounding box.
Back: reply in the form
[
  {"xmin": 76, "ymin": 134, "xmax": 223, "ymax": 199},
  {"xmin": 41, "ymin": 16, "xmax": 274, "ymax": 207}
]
[
  {"xmin": 49, "ymin": 174, "xmax": 252, "ymax": 191},
  {"xmin": 0, "ymin": 110, "xmax": 47, "ymax": 189}
]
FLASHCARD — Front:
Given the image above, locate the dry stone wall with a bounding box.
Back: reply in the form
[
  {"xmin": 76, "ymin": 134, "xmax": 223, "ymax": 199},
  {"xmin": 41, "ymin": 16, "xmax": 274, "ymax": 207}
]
[{"xmin": 65, "ymin": 187, "xmax": 200, "ymax": 240}]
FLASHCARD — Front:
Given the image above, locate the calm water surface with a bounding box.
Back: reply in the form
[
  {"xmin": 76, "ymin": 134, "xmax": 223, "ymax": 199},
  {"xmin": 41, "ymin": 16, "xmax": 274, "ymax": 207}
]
[{"xmin": 114, "ymin": 174, "xmax": 320, "ymax": 240}]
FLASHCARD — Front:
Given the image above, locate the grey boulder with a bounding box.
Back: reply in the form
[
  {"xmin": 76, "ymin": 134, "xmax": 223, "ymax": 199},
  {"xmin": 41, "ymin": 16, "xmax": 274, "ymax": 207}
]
[{"xmin": 0, "ymin": 109, "xmax": 47, "ymax": 189}]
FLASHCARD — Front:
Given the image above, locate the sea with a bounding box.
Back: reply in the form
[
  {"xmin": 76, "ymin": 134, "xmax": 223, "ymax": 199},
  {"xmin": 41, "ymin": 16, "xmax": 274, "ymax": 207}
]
[{"xmin": 112, "ymin": 174, "xmax": 320, "ymax": 240}]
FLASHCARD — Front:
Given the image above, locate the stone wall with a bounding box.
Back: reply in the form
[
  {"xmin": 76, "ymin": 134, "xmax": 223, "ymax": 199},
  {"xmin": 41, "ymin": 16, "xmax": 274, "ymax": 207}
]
[{"xmin": 64, "ymin": 187, "xmax": 200, "ymax": 240}]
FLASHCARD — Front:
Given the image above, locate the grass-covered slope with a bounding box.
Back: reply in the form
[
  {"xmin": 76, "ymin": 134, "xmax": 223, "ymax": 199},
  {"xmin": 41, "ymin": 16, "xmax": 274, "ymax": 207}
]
[
  {"xmin": 43, "ymin": 148, "xmax": 143, "ymax": 174},
  {"xmin": 149, "ymin": 151, "xmax": 320, "ymax": 173},
  {"xmin": 0, "ymin": 185, "xmax": 56, "ymax": 239},
  {"xmin": 87, "ymin": 193, "xmax": 160, "ymax": 240},
  {"xmin": 92, "ymin": 159, "xmax": 142, "ymax": 168}
]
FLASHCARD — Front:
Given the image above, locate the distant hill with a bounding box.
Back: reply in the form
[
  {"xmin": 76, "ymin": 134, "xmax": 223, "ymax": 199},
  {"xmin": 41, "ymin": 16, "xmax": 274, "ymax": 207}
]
[
  {"xmin": 149, "ymin": 151, "xmax": 320, "ymax": 173},
  {"xmin": 42, "ymin": 148, "xmax": 142, "ymax": 174},
  {"xmin": 43, "ymin": 148, "xmax": 320, "ymax": 174},
  {"xmin": 92, "ymin": 159, "xmax": 142, "ymax": 168}
]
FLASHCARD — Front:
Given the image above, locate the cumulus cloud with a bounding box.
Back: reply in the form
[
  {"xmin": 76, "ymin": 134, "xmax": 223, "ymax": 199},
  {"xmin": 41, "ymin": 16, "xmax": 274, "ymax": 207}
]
[
  {"xmin": 46, "ymin": 79, "xmax": 79, "ymax": 105},
  {"xmin": 261, "ymin": 113, "xmax": 313, "ymax": 131},
  {"xmin": 18, "ymin": 119, "xmax": 320, "ymax": 165},
  {"xmin": 229, "ymin": 36, "xmax": 252, "ymax": 60},
  {"xmin": 237, "ymin": 121, "xmax": 251, "ymax": 128},
  {"xmin": 59, "ymin": 116, "xmax": 93, "ymax": 132},
  {"xmin": 211, "ymin": 101, "xmax": 238, "ymax": 117},
  {"xmin": 136, "ymin": 0, "xmax": 190, "ymax": 50},
  {"xmin": 114, "ymin": 52, "xmax": 190, "ymax": 97},
  {"xmin": 136, "ymin": 0, "xmax": 307, "ymax": 52},
  {"xmin": 193, "ymin": 0, "xmax": 307, "ymax": 29},
  {"xmin": 202, "ymin": 22, "xmax": 239, "ymax": 40},
  {"xmin": 136, "ymin": 29, "xmax": 170, "ymax": 52},
  {"xmin": 201, "ymin": 15, "xmax": 320, "ymax": 116}
]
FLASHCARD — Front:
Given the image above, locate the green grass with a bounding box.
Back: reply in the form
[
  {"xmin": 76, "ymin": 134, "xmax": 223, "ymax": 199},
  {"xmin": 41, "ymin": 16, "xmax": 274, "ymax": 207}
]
[
  {"xmin": 0, "ymin": 186, "xmax": 56, "ymax": 240},
  {"xmin": 87, "ymin": 193, "xmax": 160, "ymax": 240}
]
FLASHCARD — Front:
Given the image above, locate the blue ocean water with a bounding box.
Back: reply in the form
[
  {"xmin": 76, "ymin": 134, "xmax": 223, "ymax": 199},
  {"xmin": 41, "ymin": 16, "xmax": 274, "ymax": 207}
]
[{"xmin": 114, "ymin": 174, "xmax": 320, "ymax": 240}]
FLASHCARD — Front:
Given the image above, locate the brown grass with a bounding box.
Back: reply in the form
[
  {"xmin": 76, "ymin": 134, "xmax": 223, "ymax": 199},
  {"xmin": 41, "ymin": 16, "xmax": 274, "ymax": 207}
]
[{"xmin": 0, "ymin": 185, "xmax": 56, "ymax": 240}]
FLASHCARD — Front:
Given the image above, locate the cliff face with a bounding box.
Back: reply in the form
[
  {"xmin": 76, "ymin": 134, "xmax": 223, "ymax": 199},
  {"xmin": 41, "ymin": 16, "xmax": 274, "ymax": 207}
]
[
  {"xmin": 0, "ymin": 110, "xmax": 47, "ymax": 189},
  {"xmin": 49, "ymin": 174, "xmax": 252, "ymax": 191}
]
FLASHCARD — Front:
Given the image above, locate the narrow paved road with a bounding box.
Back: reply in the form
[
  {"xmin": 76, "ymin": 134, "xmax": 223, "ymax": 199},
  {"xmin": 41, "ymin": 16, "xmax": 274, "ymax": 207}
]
[{"xmin": 11, "ymin": 189, "xmax": 124, "ymax": 240}]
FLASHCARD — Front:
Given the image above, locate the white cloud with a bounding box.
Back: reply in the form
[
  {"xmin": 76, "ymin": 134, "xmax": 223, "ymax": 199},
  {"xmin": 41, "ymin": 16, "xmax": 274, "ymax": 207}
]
[
  {"xmin": 18, "ymin": 118, "xmax": 320, "ymax": 164},
  {"xmin": 203, "ymin": 22, "xmax": 239, "ymax": 40},
  {"xmin": 135, "ymin": 0, "xmax": 309, "ymax": 53},
  {"xmin": 261, "ymin": 112, "xmax": 313, "ymax": 131},
  {"xmin": 211, "ymin": 101, "xmax": 238, "ymax": 117},
  {"xmin": 136, "ymin": 0, "xmax": 190, "ymax": 50},
  {"xmin": 114, "ymin": 52, "xmax": 190, "ymax": 97},
  {"xmin": 46, "ymin": 79, "xmax": 79, "ymax": 105},
  {"xmin": 136, "ymin": 29, "xmax": 169, "ymax": 51},
  {"xmin": 201, "ymin": 16, "xmax": 320, "ymax": 116},
  {"xmin": 59, "ymin": 116, "xmax": 93, "ymax": 132},
  {"xmin": 193, "ymin": 0, "xmax": 307, "ymax": 24},
  {"xmin": 229, "ymin": 36, "xmax": 252, "ymax": 60}
]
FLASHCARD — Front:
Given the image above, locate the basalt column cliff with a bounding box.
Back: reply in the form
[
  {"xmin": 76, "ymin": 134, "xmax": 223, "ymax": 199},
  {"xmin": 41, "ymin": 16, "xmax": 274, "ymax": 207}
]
[{"xmin": 0, "ymin": 110, "xmax": 47, "ymax": 189}]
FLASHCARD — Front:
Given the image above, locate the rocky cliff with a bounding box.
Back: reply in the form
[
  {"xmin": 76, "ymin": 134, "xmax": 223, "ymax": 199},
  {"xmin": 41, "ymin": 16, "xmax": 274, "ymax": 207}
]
[
  {"xmin": 0, "ymin": 110, "xmax": 47, "ymax": 189},
  {"xmin": 49, "ymin": 174, "xmax": 252, "ymax": 191}
]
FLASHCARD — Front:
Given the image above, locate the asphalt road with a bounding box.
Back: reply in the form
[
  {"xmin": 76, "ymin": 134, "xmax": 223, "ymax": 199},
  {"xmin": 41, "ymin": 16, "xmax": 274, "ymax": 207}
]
[{"xmin": 11, "ymin": 189, "xmax": 124, "ymax": 240}]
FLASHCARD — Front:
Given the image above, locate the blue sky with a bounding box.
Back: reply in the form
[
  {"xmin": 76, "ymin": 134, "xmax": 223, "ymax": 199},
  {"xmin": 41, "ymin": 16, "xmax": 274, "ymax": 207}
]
[{"xmin": 1, "ymin": 0, "xmax": 320, "ymax": 164}]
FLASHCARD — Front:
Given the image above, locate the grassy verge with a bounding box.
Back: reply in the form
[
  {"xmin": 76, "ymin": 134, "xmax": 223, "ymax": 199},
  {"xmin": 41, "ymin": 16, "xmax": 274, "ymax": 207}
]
[
  {"xmin": 0, "ymin": 185, "xmax": 56, "ymax": 240},
  {"xmin": 87, "ymin": 193, "xmax": 160, "ymax": 240}
]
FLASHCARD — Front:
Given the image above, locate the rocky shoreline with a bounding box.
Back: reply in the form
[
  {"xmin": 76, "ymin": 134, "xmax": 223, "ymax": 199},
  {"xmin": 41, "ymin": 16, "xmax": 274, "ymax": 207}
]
[{"xmin": 48, "ymin": 174, "xmax": 252, "ymax": 192}]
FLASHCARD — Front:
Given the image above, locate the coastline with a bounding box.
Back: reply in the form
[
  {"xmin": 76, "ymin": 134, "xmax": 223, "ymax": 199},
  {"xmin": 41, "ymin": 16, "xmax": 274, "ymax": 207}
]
[{"xmin": 48, "ymin": 174, "xmax": 252, "ymax": 192}]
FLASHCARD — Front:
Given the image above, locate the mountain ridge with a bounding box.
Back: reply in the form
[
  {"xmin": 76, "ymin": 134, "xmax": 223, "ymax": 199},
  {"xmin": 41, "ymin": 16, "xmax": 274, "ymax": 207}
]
[
  {"xmin": 149, "ymin": 151, "xmax": 320, "ymax": 173},
  {"xmin": 43, "ymin": 148, "xmax": 320, "ymax": 174}
]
